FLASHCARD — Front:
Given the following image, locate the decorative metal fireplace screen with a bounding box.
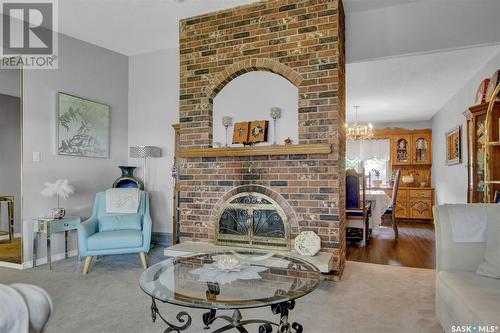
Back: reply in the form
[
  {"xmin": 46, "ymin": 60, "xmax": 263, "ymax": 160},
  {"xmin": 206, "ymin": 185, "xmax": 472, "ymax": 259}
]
[{"xmin": 215, "ymin": 192, "xmax": 290, "ymax": 250}]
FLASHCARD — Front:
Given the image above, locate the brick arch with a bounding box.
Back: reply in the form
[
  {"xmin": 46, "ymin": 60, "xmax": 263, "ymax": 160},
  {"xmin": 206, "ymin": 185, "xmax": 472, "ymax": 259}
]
[
  {"xmin": 209, "ymin": 184, "xmax": 298, "ymax": 233},
  {"xmin": 205, "ymin": 58, "xmax": 304, "ymax": 99}
]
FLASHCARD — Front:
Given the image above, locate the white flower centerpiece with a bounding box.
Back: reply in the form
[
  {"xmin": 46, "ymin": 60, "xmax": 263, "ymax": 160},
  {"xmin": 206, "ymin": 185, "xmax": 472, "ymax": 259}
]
[
  {"xmin": 41, "ymin": 179, "xmax": 74, "ymax": 219},
  {"xmin": 189, "ymin": 254, "xmax": 269, "ymax": 285}
]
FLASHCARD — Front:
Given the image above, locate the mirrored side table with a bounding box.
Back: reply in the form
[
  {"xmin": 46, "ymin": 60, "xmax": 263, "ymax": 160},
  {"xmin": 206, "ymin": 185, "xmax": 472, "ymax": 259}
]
[{"xmin": 33, "ymin": 216, "xmax": 81, "ymax": 269}]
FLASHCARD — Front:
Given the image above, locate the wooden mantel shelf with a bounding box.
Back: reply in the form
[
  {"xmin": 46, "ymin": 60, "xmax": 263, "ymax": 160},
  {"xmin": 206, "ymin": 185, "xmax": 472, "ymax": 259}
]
[{"xmin": 176, "ymin": 143, "xmax": 332, "ymax": 158}]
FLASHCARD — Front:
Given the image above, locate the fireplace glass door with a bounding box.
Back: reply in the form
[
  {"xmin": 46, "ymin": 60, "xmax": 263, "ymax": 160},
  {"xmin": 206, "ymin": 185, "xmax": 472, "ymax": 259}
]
[{"xmin": 216, "ymin": 193, "xmax": 290, "ymax": 250}]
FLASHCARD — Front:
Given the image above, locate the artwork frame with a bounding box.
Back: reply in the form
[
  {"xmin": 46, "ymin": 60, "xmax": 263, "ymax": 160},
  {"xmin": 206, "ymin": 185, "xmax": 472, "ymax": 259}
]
[
  {"xmin": 248, "ymin": 120, "xmax": 268, "ymax": 144},
  {"xmin": 232, "ymin": 121, "xmax": 250, "ymax": 144},
  {"xmin": 57, "ymin": 92, "xmax": 110, "ymax": 158},
  {"xmin": 232, "ymin": 120, "xmax": 269, "ymax": 146},
  {"xmin": 446, "ymin": 125, "xmax": 462, "ymax": 166}
]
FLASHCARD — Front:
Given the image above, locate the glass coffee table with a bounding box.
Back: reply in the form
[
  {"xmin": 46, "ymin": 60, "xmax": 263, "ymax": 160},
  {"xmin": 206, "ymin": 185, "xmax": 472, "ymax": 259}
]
[{"xmin": 139, "ymin": 250, "xmax": 320, "ymax": 333}]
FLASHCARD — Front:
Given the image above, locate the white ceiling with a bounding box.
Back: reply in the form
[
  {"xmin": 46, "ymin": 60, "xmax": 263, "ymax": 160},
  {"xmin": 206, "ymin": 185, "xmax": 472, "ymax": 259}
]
[
  {"xmin": 344, "ymin": 0, "xmax": 500, "ymax": 122},
  {"xmin": 59, "ymin": 0, "xmax": 256, "ymax": 56},
  {"xmin": 37, "ymin": 1, "xmax": 500, "ymax": 122},
  {"xmin": 347, "ymin": 45, "xmax": 500, "ymax": 122},
  {"xmin": 345, "ymin": 0, "xmax": 500, "ymax": 62},
  {"xmin": 343, "ymin": 0, "xmax": 425, "ymax": 13}
]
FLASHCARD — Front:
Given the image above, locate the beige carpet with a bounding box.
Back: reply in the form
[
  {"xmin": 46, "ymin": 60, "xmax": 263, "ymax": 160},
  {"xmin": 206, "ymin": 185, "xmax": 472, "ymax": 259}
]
[{"xmin": 0, "ymin": 248, "xmax": 441, "ymax": 333}]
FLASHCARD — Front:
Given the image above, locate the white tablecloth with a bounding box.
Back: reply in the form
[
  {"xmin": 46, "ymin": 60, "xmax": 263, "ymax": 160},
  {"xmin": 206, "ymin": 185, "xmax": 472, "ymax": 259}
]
[{"xmin": 365, "ymin": 190, "xmax": 392, "ymax": 229}]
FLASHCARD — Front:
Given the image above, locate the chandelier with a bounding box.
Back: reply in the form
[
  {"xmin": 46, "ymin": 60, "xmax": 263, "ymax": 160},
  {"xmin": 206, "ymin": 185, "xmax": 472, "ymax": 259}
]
[{"xmin": 346, "ymin": 105, "xmax": 373, "ymax": 141}]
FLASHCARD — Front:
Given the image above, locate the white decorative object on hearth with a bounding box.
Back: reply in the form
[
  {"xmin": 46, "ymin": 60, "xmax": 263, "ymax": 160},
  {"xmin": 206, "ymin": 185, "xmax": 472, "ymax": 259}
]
[{"xmin": 294, "ymin": 231, "xmax": 321, "ymax": 256}]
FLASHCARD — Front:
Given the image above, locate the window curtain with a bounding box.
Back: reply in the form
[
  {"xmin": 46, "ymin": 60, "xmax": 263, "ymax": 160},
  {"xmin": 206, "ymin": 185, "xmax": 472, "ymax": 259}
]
[{"xmin": 346, "ymin": 139, "xmax": 390, "ymax": 161}]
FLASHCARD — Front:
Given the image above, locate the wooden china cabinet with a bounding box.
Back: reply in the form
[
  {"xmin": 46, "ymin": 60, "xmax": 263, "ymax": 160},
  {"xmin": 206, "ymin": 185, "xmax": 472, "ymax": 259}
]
[
  {"xmin": 464, "ymin": 101, "xmax": 500, "ymax": 203},
  {"xmin": 374, "ymin": 128, "xmax": 434, "ymax": 220}
]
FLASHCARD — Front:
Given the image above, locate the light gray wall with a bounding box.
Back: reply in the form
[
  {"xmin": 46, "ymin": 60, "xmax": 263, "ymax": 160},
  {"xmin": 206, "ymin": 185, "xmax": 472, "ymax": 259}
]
[
  {"xmin": 0, "ymin": 68, "xmax": 20, "ymax": 97},
  {"xmin": 431, "ymin": 50, "xmax": 500, "ymax": 205},
  {"xmin": 23, "ymin": 34, "xmax": 129, "ymax": 262},
  {"xmin": 213, "ymin": 71, "xmax": 298, "ymax": 147},
  {"xmin": 128, "ymin": 48, "xmax": 179, "ymax": 234},
  {"xmin": 0, "ymin": 94, "xmax": 21, "ymax": 234},
  {"xmin": 372, "ymin": 120, "xmax": 431, "ymax": 130}
]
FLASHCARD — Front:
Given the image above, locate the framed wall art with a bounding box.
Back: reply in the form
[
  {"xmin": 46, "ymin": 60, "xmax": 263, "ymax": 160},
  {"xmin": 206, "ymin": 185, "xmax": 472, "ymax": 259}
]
[
  {"xmin": 57, "ymin": 92, "xmax": 110, "ymax": 158},
  {"xmin": 446, "ymin": 126, "xmax": 462, "ymax": 166}
]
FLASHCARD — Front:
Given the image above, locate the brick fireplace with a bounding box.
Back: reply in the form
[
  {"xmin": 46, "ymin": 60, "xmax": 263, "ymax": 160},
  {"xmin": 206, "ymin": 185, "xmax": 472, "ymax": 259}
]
[{"xmin": 177, "ymin": 0, "xmax": 346, "ymax": 278}]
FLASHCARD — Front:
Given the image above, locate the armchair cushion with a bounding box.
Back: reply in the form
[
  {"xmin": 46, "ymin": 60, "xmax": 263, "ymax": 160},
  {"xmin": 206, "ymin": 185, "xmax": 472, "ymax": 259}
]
[
  {"xmin": 87, "ymin": 230, "xmax": 143, "ymax": 250},
  {"xmin": 98, "ymin": 214, "xmax": 142, "ymax": 232},
  {"xmin": 437, "ymin": 271, "xmax": 500, "ymax": 327},
  {"xmin": 476, "ymin": 216, "xmax": 500, "ymax": 278}
]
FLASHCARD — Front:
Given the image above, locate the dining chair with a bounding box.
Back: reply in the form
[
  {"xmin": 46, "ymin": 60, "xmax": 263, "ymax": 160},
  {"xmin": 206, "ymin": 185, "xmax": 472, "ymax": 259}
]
[
  {"xmin": 384, "ymin": 169, "xmax": 401, "ymax": 239},
  {"xmin": 346, "ymin": 169, "xmax": 371, "ymax": 246}
]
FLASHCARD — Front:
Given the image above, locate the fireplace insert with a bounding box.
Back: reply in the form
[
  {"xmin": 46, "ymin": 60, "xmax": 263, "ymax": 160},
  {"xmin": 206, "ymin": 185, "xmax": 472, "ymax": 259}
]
[{"xmin": 215, "ymin": 192, "xmax": 290, "ymax": 250}]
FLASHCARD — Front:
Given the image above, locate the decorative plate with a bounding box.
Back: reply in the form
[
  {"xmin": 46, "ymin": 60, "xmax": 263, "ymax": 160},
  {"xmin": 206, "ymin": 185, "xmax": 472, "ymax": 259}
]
[{"xmin": 294, "ymin": 231, "xmax": 321, "ymax": 256}]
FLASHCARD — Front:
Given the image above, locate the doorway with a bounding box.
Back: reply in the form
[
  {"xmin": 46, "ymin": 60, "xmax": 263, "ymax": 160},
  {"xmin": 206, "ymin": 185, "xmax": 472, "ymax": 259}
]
[{"xmin": 0, "ymin": 60, "xmax": 23, "ymax": 264}]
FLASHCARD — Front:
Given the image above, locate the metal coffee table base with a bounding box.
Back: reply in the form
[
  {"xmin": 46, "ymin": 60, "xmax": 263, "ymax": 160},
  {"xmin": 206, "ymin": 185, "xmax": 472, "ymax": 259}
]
[{"xmin": 150, "ymin": 298, "xmax": 303, "ymax": 333}]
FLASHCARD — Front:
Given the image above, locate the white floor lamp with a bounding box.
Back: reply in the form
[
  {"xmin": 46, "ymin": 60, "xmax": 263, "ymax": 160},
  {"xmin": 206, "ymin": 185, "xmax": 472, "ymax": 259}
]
[{"xmin": 129, "ymin": 146, "xmax": 162, "ymax": 190}]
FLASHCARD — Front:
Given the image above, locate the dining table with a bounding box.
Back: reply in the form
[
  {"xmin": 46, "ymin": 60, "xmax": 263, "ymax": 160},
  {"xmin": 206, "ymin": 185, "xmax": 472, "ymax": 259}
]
[{"xmin": 365, "ymin": 189, "xmax": 392, "ymax": 229}]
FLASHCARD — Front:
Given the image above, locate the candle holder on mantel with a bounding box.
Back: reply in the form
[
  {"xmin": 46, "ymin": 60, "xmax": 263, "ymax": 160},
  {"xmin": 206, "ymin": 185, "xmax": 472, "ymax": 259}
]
[
  {"xmin": 222, "ymin": 116, "xmax": 233, "ymax": 147},
  {"xmin": 270, "ymin": 107, "xmax": 282, "ymax": 145}
]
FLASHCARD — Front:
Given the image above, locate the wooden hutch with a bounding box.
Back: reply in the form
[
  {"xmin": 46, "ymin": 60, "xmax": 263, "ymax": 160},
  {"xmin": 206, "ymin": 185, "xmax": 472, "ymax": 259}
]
[
  {"xmin": 464, "ymin": 100, "xmax": 500, "ymax": 203},
  {"xmin": 373, "ymin": 128, "xmax": 434, "ymax": 220}
]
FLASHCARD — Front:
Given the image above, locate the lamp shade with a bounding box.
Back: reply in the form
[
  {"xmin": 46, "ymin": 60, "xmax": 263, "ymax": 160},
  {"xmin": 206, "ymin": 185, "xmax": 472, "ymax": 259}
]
[{"xmin": 130, "ymin": 146, "xmax": 162, "ymax": 158}]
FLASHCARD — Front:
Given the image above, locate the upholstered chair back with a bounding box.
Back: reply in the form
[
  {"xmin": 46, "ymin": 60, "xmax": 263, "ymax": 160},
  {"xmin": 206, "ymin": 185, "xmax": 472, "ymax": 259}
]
[
  {"xmin": 391, "ymin": 169, "xmax": 401, "ymax": 207},
  {"xmin": 346, "ymin": 169, "xmax": 363, "ymax": 209},
  {"xmin": 94, "ymin": 191, "xmax": 147, "ymax": 232}
]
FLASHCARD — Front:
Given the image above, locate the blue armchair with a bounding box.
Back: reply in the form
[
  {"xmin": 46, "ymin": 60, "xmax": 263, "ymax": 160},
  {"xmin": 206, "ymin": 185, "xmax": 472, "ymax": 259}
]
[{"xmin": 78, "ymin": 190, "xmax": 152, "ymax": 274}]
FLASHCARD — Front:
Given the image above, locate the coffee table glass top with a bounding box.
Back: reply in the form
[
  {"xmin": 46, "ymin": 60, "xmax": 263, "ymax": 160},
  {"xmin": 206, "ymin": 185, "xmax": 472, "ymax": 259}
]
[{"xmin": 139, "ymin": 250, "xmax": 320, "ymax": 310}]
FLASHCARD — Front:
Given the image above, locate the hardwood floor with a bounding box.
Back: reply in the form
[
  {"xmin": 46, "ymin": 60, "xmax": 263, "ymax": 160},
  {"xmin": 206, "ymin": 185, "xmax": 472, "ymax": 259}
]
[
  {"xmin": 0, "ymin": 237, "xmax": 22, "ymax": 264},
  {"xmin": 347, "ymin": 222, "xmax": 435, "ymax": 269}
]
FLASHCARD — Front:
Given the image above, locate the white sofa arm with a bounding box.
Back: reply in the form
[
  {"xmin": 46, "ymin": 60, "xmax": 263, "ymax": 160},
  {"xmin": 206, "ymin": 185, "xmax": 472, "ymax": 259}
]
[
  {"xmin": 0, "ymin": 283, "xmax": 52, "ymax": 333},
  {"xmin": 434, "ymin": 204, "xmax": 493, "ymax": 272}
]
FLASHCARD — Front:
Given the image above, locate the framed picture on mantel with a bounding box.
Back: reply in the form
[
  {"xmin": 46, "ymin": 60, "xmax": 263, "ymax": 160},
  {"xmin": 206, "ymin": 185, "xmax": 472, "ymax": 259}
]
[{"xmin": 446, "ymin": 126, "xmax": 462, "ymax": 166}]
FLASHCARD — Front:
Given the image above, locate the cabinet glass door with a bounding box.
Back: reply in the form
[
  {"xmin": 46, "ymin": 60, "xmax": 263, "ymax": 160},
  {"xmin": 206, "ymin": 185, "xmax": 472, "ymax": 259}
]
[
  {"xmin": 414, "ymin": 137, "xmax": 430, "ymax": 163},
  {"xmin": 395, "ymin": 138, "xmax": 410, "ymax": 163},
  {"xmin": 476, "ymin": 114, "xmax": 486, "ymax": 203}
]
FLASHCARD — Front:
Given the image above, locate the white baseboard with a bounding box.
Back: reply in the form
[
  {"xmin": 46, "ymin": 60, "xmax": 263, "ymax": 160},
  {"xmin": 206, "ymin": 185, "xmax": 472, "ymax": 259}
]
[
  {"xmin": 0, "ymin": 233, "xmax": 22, "ymax": 241},
  {"xmin": 0, "ymin": 250, "xmax": 79, "ymax": 269},
  {"xmin": 0, "ymin": 261, "xmax": 24, "ymax": 269}
]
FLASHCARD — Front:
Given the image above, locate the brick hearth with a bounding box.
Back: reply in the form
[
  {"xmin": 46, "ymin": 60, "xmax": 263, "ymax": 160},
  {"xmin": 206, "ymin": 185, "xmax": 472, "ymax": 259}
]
[{"xmin": 177, "ymin": 0, "xmax": 346, "ymax": 278}]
